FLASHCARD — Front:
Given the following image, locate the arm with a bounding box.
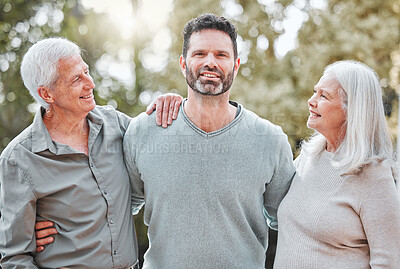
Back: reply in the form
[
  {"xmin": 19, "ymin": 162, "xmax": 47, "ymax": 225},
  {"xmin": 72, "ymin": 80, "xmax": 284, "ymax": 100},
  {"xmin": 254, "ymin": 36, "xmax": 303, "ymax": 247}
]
[
  {"xmin": 123, "ymin": 118, "xmax": 145, "ymax": 215},
  {"xmin": 361, "ymin": 177, "xmax": 400, "ymax": 268},
  {"xmin": 263, "ymin": 134, "xmax": 295, "ymax": 230},
  {"xmin": 0, "ymin": 158, "xmax": 38, "ymax": 267},
  {"xmin": 145, "ymin": 93, "xmax": 183, "ymax": 128}
]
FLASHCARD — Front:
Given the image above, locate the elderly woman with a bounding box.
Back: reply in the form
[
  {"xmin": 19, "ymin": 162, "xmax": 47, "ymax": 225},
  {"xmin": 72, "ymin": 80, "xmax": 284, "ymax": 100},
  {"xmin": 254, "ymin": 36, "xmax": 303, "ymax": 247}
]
[{"xmin": 274, "ymin": 60, "xmax": 400, "ymax": 268}]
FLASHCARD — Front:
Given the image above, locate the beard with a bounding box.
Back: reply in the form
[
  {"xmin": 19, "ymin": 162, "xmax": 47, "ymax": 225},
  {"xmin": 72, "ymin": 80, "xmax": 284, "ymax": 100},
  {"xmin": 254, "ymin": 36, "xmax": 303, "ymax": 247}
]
[{"xmin": 185, "ymin": 66, "xmax": 235, "ymax": 96}]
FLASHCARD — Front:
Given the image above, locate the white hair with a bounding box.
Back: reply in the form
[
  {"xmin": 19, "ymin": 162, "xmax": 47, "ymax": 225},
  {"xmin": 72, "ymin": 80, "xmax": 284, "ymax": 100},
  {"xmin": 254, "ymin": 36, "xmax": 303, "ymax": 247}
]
[
  {"xmin": 302, "ymin": 60, "xmax": 394, "ymax": 175},
  {"xmin": 20, "ymin": 37, "xmax": 81, "ymax": 109}
]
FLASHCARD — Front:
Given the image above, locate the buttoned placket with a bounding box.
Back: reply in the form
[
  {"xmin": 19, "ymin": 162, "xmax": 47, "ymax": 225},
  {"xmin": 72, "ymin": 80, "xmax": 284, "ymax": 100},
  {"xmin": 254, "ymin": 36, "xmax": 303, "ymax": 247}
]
[{"xmin": 87, "ymin": 119, "xmax": 121, "ymax": 266}]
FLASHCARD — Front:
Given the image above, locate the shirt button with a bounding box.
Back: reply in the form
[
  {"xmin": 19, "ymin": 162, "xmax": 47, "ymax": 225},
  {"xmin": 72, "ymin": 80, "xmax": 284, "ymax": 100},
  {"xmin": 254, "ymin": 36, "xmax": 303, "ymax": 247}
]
[
  {"xmin": 110, "ymin": 219, "xmax": 114, "ymax": 224},
  {"xmin": 90, "ymin": 162, "xmax": 94, "ymax": 167},
  {"xmin": 103, "ymin": 190, "xmax": 108, "ymax": 195},
  {"xmin": 113, "ymin": 250, "xmax": 117, "ymax": 255}
]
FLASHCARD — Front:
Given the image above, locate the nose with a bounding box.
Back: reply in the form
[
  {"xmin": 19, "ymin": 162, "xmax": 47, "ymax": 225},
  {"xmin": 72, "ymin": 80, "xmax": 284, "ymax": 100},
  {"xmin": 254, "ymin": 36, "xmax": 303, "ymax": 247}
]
[
  {"xmin": 83, "ymin": 72, "xmax": 95, "ymax": 89},
  {"xmin": 204, "ymin": 53, "xmax": 217, "ymax": 69},
  {"xmin": 308, "ymin": 94, "xmax": 317, "ymax": 108}
]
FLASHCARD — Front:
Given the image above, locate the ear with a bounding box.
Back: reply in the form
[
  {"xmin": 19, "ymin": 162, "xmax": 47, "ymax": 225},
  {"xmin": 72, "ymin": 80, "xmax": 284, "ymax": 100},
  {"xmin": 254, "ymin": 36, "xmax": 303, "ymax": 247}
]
[
  {"xmin": 37, "ymin": 87, "xmax": 54, "ymax": 104},
  {"xmin": 179, "ymin": 55, "xmax": 186, "ymax": 77},
  {"xmin": 233, "ymin": 58, "xmax": 240, "ymax": 78}
]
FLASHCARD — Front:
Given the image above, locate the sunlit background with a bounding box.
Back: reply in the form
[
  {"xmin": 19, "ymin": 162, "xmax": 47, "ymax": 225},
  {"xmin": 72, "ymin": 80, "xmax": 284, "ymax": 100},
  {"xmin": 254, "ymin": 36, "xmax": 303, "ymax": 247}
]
[{"xmin": 1, "ymin": 0, "xmax": 400, "ymax": 267}]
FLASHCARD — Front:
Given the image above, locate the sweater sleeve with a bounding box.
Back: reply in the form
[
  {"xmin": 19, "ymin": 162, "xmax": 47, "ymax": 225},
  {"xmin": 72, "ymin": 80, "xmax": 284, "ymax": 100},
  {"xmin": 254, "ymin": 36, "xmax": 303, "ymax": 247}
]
[
  {"xmin": 0, "ymin": 158, "xmax": 38, "ymax": 268},
  {"xmin": 360, "ymin": 177, "xmax": 400, "ymax": 268},
  {"xmin": 123, "ymin": 118, "xmax": 145, "ymax": 215},
  {"xmin": 263, "ymin": 133, "xmax": 295, "ymax": 230}
]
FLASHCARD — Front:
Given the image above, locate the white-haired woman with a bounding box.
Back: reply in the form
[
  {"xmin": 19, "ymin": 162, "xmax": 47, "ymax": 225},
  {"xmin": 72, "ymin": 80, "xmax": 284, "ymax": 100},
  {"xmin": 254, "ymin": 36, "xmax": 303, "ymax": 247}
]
[{"xmin": 274, "ymin": 60, "xmax": 400, "ymax": 268}]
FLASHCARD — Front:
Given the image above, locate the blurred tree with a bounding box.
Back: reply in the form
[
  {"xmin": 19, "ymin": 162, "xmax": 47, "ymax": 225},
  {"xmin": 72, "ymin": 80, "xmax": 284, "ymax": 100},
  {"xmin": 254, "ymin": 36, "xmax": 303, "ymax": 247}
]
[
  {"xmin": 0, "ymin": 0, "xmax": 150, "ymax": 152},
  {"xmin": 0, "ymin": 0, "xmax": 72, "ymax": 151},
  {"xmin": 285, "ymin": 0, "xmax": 400, "ymax": 148}
]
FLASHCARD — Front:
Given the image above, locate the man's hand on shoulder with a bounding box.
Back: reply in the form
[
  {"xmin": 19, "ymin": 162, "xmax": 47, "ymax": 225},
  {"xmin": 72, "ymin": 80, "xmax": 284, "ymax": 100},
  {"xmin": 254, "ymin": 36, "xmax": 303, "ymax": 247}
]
[
  {"xmin": 35, "ymin": 221, "xmax": 58, "ymax": 252},
  {"xmin": 146, "ymin": 93, "xmax": 183, "ymax": 128}
]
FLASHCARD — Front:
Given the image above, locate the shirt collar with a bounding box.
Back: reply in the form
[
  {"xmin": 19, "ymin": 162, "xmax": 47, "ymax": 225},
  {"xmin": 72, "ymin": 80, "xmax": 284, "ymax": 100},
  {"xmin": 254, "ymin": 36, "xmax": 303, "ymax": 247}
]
[
  {"xmin": 31, "ymin": 106, "xmax": 104, "ymax": 154},
  {"xmin": 31, "ymin": 107, "xmax": 55, "ymax": 153}
]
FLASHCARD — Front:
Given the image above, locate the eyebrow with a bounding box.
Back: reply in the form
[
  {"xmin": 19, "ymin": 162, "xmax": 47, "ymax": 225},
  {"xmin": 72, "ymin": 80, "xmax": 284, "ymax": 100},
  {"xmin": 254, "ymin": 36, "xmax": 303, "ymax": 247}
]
[
  {"xmin": 191, "ymin": 49, "xmax": 231, "ymax": 55},
  {"xmin": 70, "ymin": 64, "xmax": 89, "ymax": 82},
  {"xmin": 314, "ymin": 87, "xmax": 333, "ymax": 99},
  {"xmin": 215, "ymin": 50, "xmax": 230, "ymax": 55},
  {"xmin": 320, "ymin": 88, "xmax": 333, "ymax": 99}
]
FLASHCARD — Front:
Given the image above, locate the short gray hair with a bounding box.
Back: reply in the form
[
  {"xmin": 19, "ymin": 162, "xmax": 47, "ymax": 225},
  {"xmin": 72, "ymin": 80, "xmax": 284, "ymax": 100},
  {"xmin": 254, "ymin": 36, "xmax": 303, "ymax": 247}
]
[
  {"xmin": 303, "ymin": 60, "xmax": 394, "ymax": 175},
  {"xmin": 20, "ymin": 37, "xmax": 81, "ymax": 109}
]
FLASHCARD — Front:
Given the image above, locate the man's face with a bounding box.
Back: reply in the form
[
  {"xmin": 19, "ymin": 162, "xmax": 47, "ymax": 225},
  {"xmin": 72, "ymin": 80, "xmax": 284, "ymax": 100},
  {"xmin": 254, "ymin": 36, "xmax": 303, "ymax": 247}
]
[
  {"xmin": 180, "ymin": 29, "xmax": 240, "ymax": 96},
  {"xmin": 49, "ymin": 54, "xmax": 96, "ymax": 117}
]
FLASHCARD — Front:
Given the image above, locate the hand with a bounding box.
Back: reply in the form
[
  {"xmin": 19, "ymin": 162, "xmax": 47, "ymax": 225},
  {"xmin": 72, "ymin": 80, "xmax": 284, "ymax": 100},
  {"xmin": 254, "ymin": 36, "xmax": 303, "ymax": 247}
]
[
  {"xmin": 35, "ymin": 221, "xmax": 58, "ymax": 252},
  {"xmin": 146, "ymin": 93, "xmax": 183, "ymax": 128}
]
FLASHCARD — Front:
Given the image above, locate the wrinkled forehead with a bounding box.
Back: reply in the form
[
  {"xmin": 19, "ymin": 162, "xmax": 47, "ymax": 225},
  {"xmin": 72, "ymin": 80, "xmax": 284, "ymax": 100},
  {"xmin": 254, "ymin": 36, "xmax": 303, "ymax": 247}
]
[{"xmin": 55, "ymin": 54, "xmax": 87, "ymax": 79}]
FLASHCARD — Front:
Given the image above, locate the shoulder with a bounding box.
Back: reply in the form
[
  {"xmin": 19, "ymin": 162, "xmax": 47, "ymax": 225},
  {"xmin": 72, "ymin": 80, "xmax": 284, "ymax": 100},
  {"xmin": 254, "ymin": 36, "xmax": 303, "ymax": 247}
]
[
  {"xmin": 345, "ymin": 159, "xmax": 396, "ymax": 200},
  {"xmin": 358, "ymin": 159, "xmax": 395, "ymax": 183},
  {"xmin": 91, "ymin": 105, "xmax": 132, "ymax": 128},
  {"xmin": 126, "ymin": 112, "xmax": 153, "ymax": 133},
  {"xmin": 91, "ymin": 105, "xmax": 121, "ymax": 119},
  {"xmin": 240, "ymin": 107, "xmax": 290, "ymax": 151},
  {"xmin": 0, "ymin": 124, "xmax": 34, "ymax": 160},
  {"xmin": 241, "ymin": 107, "xmax": 287, "ymax": 137},
  {"xmin": 125, "ymin": 112, "xmax": 160, "ymax": 144}
]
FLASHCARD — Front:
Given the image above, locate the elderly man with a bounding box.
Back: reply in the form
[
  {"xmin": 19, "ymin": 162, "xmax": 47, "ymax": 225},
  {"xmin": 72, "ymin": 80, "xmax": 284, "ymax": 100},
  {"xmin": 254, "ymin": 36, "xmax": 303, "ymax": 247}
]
[
  {"xmin": 0, "ymin": 38, "xmax": 180, "ymax": 268},
  {"xmin": 123, "ymin": 14, "xmax": 295, "ymax": 269}
]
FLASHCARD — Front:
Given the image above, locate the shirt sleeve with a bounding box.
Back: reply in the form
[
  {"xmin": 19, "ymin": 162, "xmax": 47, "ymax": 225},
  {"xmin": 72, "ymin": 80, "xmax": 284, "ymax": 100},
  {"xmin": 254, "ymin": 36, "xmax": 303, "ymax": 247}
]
[
  {"xmin": 361, "ymin": 177, "xmax": 400, "ymax": 268},
  {"xmin": 123, "ymin": 118, "xmax": 145, "ymax": 215},
  {"xmin": 115, "ymin": 109, "xmax": 133, "ymax": 135},
  {"xmin": 0, "ymin": 158, "xmax": 38, "ymax": 268},
  {"xmin": 263, "ymin": 134, "xmax": 295, "ymax": 230}
]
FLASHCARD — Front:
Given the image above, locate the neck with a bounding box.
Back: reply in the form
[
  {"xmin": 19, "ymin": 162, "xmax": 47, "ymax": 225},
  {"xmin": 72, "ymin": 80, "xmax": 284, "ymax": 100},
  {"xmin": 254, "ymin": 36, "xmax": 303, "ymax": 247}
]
[
  {"xmin": 42, "ymin": 107, "xmax": 90, "ymax": 154},
  {"xmin": 184, "ymin": 89, "xmax": 237, "ymax": 132},
  {"xmin": 325, "ymin": 129, "xmax": 346, "ymax": 153}
]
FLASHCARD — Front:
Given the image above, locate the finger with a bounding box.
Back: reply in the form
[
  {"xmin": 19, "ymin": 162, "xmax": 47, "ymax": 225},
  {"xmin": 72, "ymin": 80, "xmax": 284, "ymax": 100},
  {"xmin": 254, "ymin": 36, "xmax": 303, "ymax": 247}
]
[
  {"xmin": 36, "ymin": 236, "xmax": 54, "ymax": 247},
  {"xmin": 36, "ymin": 246, "xmax": 44, "ymax": 253},
  {"xmin": 155, "ymin": 98, "xmax": 163, "ymax": 126},
  {"xmin": 162, "ymin": 96, "xmax": 171, "ymax": 128},
  {"xmin": 172, "ymin": 96, "xmax": 183, "ymax": 120},
  {"xmin": 146, "ymin": 101, "xmax": 156, "ymax": 115},
  {"xmin": 35, "ymin": 221, "xmax": 54, "ymax": 230},
  {"xmin": 167, "ymin": 102, "xmax": 174, "ymax": 125},
  {"xmin": 36, "ymin": 228, "xmax": 58, "ymax": 239}
]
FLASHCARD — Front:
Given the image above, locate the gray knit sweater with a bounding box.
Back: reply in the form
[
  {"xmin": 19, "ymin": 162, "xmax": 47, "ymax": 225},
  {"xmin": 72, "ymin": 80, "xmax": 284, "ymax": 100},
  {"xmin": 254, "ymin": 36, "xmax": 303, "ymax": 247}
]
[
  {"xmin": 275, "ymin": 150, "xmax": 400, "ymax": 269},
  {"xmin": 123, "ymin": 102, "xmax": 295, "ymax": 269}
]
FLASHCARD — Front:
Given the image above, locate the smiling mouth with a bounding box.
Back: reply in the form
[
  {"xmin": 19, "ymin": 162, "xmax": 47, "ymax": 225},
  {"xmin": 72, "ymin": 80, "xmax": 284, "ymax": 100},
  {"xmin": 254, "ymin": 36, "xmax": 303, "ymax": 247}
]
[
  {"xmin": 310, "ymin": 112, "xmax": 321, "ymax": 117},
  {"xmin": 200, "ymin": 72, "xmax": 220, "ymax": 79},
  {"xmin": 203, "ymin": 74, "xmax": 217, "ymax": 78},
  {"xmin": 80, "ymin": 94, "xmax": 93, "ymax": 99}
]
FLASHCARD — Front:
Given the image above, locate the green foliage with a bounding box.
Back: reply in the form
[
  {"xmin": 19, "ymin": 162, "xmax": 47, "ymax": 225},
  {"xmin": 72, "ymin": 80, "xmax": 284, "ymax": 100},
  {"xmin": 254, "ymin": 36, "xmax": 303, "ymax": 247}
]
[{"xmin": 0, "ymin": 0, "xmax": 78, "ymax": 150}]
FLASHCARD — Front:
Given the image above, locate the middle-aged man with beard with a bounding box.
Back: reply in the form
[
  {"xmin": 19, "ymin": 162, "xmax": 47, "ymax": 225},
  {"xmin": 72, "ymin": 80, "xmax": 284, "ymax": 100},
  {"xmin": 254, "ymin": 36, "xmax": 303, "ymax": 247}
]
[{"xmin": 123, "ymin": 14, "xmax": 296, "ymax": 269}]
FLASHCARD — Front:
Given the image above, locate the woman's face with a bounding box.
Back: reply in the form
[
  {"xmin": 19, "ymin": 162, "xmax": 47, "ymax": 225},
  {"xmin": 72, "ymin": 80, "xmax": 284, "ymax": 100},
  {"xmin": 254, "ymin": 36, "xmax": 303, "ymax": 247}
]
[{"xmin": 307, "ymin": 74, "xmax": 347, "ymax": 142}]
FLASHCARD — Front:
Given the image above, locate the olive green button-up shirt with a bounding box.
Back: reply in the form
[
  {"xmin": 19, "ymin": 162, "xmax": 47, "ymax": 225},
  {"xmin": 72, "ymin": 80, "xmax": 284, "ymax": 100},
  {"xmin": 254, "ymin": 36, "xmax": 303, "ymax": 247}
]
[{"xmin": 0, "ymin": 106, "xmax": 138, "ymax": 268}]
